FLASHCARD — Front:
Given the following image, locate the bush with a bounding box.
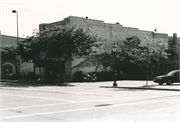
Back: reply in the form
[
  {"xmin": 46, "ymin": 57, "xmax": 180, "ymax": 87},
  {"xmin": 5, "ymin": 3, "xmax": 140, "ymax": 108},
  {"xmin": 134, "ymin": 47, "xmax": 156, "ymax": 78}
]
[
  {"xmin": 25, "ymin": 72, "xmax": 38, "ymax": 80},
  {"xmin": 95, "ymin": 71, "xmax": 114, "ymax": 81},
  {"xmin": 8, "ymin": 74, "xmax": 18, "ymax": 80}
]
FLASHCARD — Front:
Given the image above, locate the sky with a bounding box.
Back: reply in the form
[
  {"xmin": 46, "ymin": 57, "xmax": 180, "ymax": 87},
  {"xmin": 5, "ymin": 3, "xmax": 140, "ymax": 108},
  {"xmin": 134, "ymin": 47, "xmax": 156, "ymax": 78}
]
[{"xmin": 1, "ymin": 0, "xmax": 180, "ymax": 38}]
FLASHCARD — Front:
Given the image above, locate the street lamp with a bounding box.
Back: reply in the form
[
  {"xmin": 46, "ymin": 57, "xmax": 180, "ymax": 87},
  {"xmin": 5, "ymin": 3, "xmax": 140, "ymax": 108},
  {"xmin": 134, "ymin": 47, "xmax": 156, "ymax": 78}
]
[
  {"xmin": 12, "ymin": 10, "xmax": 19, "ymax": 46},
  {"xmin": 12, "ymin": 10, "xmax": 20, "ymax": 81},
  {"xmin": 112, "ymin": 43, "xmax": 118, "ymax": 86}
]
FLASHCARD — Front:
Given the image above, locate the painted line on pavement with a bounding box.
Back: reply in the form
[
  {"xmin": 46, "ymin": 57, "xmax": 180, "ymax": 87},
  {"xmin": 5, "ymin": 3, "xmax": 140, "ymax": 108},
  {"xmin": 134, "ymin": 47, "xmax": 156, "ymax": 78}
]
[
  {"xmin": 0, "ymin": 101, "xmax": 75, "ymax": 111},
  {"xmin": 0, "ymin": 97, "xmax": 146, "ymax": 111},
  {"xmin": 0, "ymin": 99, "xmax": 178, "ymax": 120},
  {"xmin": 1, "ymin": 93, "xmax": 179, "ymax": 111},
  {"xmin": 0, "ymin": 93, "xmax": 75, "ymax": 102},
  {"xmin": 1, "ymin": 88, "xmax": 112, "ymax": 97}
]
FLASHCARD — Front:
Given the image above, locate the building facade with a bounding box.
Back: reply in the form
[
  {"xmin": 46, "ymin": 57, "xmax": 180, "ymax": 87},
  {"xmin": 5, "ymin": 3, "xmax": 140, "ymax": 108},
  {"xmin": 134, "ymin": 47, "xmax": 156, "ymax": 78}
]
[{"xmin": 39, "ymin": 16, "xmax": 179, "ymax": 81}]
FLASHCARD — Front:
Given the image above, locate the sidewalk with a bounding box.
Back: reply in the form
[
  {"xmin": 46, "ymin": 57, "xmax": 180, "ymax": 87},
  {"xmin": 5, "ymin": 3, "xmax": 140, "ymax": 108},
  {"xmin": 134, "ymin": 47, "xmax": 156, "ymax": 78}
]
[
  {"xmin": 1, "ymin": 79, "xmax": 180, "ymax": 91},
  {"xmin": 99, "ymin": 80, "xmax": 180, "ymax": 91}
]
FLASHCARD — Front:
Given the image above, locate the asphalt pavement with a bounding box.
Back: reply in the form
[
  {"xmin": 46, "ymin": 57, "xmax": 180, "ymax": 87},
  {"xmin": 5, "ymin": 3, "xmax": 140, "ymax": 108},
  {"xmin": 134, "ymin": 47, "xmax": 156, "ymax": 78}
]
[{"xmin": 1, "ymin": 79, "xmax": 180, "ymax": 121}]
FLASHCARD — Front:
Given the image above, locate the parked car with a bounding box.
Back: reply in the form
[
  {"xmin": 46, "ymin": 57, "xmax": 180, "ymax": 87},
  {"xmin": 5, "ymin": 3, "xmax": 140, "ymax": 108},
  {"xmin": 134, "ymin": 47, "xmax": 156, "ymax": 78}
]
[{"xmin": 153, "ymin": 70, "xmax": 180, "ymax": 85}]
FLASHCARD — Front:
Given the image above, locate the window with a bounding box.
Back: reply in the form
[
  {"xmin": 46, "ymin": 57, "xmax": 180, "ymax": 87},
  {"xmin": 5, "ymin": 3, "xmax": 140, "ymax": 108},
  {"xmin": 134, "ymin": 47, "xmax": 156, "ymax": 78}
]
[
  {"xmin": 35, "ymin": 67, "xmax": 45, "ymax": 75},
  {"xmin": 40, "ymin": 51, "xmax": 46, "ymax": 60},
  {"xmin": 174, "ymin": 72, "xmax": 180, "ymax": 76}
]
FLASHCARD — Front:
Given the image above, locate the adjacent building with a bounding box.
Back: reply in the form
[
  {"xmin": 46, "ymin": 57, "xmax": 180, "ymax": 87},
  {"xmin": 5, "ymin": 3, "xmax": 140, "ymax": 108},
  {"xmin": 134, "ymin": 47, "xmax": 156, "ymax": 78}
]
[{"xmin": 1, "ymin": 35, "xmax": 33, "ymax": 77}]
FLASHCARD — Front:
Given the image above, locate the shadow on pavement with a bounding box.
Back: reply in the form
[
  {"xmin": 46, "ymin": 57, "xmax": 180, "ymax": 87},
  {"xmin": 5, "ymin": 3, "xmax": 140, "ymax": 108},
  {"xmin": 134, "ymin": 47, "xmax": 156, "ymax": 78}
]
[
  {"xmin": 142, "ymin": 83, "xmax": 180, "ymax": 87},
  {"xmin": 0, "ymin": 81, "xmax": 75, "ymax": 88},
  {"xmin": 112, "ymin": 88, "xmax": 144, "ymax": 91}
]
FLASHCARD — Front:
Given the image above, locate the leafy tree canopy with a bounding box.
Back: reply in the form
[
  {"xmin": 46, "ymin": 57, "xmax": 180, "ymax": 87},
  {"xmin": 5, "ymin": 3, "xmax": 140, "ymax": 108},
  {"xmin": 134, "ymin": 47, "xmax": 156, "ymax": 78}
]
[
  {"xmin": 73, "ymin": 36, "xmax": 169, "ymax": 72},
  {"xmin": 134, "ymin": 37, "xmax": 169, "ymax": 66},
  {"xmin": 0, "ymin": 45, "xmax": 17, "ymax": 66},
  {"xmin": 22, "ymin": 25, "xmax": 102, "ymax": 62}
]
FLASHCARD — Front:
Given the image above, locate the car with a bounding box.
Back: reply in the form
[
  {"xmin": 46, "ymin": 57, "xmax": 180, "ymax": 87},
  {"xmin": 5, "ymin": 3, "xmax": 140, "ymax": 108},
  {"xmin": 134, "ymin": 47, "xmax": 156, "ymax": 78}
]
[{"xmin": 153, "ymin": 70, "xmax": 180, "ymax": 85}]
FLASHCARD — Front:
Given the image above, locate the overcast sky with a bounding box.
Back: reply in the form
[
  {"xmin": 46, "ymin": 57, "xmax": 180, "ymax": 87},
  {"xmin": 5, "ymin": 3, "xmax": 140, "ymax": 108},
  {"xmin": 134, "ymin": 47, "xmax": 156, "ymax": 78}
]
[{"xmin": 1, "ymin": 0, "xmax": 180, "ymax": 38}]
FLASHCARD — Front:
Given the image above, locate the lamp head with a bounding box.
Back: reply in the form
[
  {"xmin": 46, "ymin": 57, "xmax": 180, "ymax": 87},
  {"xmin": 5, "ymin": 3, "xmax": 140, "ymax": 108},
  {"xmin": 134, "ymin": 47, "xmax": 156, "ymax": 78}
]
[
  {"xmin": 12, "ymin": 10, "xmax": 17, "ymax": 13},
  {"xmin": 112, "ymin": 43, "xmax": 117, "ymax": 52}
]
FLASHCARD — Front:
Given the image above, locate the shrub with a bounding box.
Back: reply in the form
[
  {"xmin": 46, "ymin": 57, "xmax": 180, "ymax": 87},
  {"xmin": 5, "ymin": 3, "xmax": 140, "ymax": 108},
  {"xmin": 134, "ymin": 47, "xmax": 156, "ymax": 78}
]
[
  {"xmin": 95, "ymin": 71, "xmax": 114, "ymax": 81},
  {"xmin": 8, "ymin": 74, "xmax": 18, "ymax": 80},
  {"xmin": 25, "ymin": 72, "xmax": 38, "ymax": 80}
]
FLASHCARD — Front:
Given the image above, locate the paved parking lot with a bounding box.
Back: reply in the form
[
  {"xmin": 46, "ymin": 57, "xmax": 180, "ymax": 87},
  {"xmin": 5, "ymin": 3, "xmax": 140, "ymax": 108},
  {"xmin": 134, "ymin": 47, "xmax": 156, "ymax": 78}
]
[{"xmin": 0, "ymin": 80, "xmax": 180, "ymax": 122}]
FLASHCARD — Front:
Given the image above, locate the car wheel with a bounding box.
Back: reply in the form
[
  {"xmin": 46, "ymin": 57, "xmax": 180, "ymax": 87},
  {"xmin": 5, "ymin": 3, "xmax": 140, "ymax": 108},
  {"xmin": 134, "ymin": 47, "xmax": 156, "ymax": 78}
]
[
  {"xmin": 166, "ymin": 80, "xmax": 172, "ymax": 85},
  {"xmin": 159, "ymin": 83, "xmax": 163, "ymax": 85}
]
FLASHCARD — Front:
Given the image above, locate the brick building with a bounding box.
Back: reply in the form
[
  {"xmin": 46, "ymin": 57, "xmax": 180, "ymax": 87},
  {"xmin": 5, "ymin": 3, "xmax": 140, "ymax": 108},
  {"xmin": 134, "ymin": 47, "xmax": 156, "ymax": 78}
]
[{"xmin": 39, "ymin": 16, "xmax": 179, "ymax": 81}]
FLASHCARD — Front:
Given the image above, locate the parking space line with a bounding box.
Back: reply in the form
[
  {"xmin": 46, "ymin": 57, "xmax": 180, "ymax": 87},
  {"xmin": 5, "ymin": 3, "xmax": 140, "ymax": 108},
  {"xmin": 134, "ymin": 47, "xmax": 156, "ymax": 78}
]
[
  {"xmin": 1, "ymin": 87, "xmax": 112, "ymax": 96},
  {"xmin": 0, "ymin": 93, "xmax": 75, "ymax": 102},
  {"xmin": 0, "ymin": 97, "xmax": 143, "ymax": 111},
  {"xmin": 1, "ymin": 93, "xmax": 179, "ymax": 111},
  {"xmin": 0, "ymin": 97, "xmax": 141, "ymax": 111},
  {"xmin": 0, "ymin": 99, "xmax": 178, "ymax": 120},
  {"xmin": 0, "ymin": 101, "xmax": 75, "ymax": 111}
]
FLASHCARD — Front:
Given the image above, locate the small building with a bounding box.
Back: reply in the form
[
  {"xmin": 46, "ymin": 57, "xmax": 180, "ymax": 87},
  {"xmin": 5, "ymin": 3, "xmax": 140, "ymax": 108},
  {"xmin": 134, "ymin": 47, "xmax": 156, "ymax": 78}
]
[{"xmin": 1, "ymin": 35, "xmax": 34, "ymax": 77}]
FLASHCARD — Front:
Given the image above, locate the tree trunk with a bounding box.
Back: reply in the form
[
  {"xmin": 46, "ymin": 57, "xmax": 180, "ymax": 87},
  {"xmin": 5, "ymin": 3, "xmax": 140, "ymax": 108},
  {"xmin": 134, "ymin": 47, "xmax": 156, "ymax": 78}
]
[{"xmin": 61, "ymin": 73, "xmax": 64, "ymax": 83}]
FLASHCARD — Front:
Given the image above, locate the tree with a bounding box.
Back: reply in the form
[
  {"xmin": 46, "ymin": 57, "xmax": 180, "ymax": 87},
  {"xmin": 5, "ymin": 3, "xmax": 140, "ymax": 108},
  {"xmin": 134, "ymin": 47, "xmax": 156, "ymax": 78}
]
[
  {"xmin": 0, "ymin": 45, "xmax": 19, "ymax": 75},
  {"xmin": 22, "ymin": 25, "xmax": 102, "ymax": 82},
  {"xmin": 118, "ymin": 36, "xmax": 142, "ymax": 64},
  {"xmin": 118, "ymin": 36, "xmax": 169, "ymax": 80},
  {"xmin": 73, "ymin": 37, "xmax": 142, "ymax": 73},
  {"xmin": 166, "ymin": 48, "xmax": 178, "ymax": 60},
  {"xmin": 0, "ymin": 45, "xmax": 17, "ymax": 66},
  {"xmin": 138, "ymin": 37, "xmax": 168, "ymax": 74},
  {"xmin": 73, "ymin": 36, "xmax": 169, "ymax": 81},
  {"xmin": 115, "ymin": 36, "xmax": 142, "ymax": 79}
]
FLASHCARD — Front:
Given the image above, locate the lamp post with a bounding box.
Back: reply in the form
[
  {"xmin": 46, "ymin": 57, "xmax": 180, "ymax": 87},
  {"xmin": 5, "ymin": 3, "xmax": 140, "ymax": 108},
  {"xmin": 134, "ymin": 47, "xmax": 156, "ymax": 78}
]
[
  {"xmin": 12, "ymin": 10, "xmax": 19, "ymax": 46},
  {"xmin": 113, "ymin": 43, "xmax": 118, "ymax": 86},
  {"xmin": 12, "ymin": 10, "xmax": 20, "ymax": 81}
]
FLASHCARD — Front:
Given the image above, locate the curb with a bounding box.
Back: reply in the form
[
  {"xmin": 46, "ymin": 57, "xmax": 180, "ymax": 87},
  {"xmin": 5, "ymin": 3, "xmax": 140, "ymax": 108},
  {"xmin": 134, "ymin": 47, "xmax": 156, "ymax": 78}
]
[{"xmin": 100, "ymin": 86, "xmax": 180, "ymax": 91}]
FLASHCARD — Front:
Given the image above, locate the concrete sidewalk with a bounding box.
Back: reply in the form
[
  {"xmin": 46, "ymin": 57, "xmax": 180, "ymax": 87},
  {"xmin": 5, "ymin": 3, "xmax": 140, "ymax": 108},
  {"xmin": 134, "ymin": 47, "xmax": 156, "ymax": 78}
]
[
  {"xmin": 99, "ymin": 80, "xmax": 180, "ymax": 91},
  {"xmin": 1, "ymin": 80, "xmax": 180, "ymax": 91}
]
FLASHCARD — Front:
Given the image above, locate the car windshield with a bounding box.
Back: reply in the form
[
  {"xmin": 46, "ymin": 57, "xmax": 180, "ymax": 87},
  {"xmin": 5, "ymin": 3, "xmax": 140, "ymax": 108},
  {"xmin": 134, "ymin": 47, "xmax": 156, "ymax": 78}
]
[{"xmin": 167, "ymin": 71, "xmax": 179, "ymax": 76}]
